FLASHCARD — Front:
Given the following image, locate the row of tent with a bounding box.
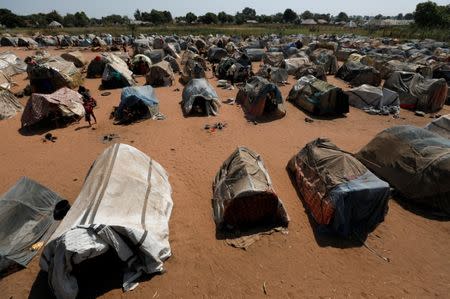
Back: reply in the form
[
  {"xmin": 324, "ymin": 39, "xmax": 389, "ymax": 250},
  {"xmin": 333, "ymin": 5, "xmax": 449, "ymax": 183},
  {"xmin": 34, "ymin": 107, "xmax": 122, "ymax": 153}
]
[{"xmin": 1, "ymin": 121, "xmax": 449, "ymax": 297}]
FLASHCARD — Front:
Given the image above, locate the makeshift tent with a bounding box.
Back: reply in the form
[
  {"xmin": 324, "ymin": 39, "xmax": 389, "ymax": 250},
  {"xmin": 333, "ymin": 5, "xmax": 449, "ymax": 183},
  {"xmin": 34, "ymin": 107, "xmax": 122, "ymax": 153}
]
[
  {"xmin": 345, "ymin": 85, "xmax": 400, "ymax": 115},
  {"xmin": 40, "ymin": 143, "xmax": 173, "ymax": 299},
  {"xmin": 0, "ymin": 52, "xmax": 27, "ymax": 77},
  {"xmin": 18, "ymin": 37, "xmax": 38, "ymax": 48},
  {"xmin": 0, "ymin": 88, "xmax": 22, "ymax": 120},
  {"xmin": 293, "ymin": 63, "xmax": 327, "ymax": 81},
  {"xmin": 163, "ymin": 55, "xmax": 180, "ymax": 73},
  {"xmin": 282, "ymin": 57, "xmax": 311, "ymax": 75},
  {"xmin": 336, "ymin": 61, "xmax": 382, "ymax": 87},
  {"xmin": 310, "ymin": 48, "xmax": 338, "ymax": 75},
  {"xmin": 131, "ymin": 54, "xmax": 152, "ymax": 75},
  {"xmin": 180, "ymin": 58, "xmax": 206, "ymax": 85},
  {"xmin": 208, "ymin": 47, "xmax": 228, "ymax": 63},
  {"xmin": 48, "ymin": 21, "xmax": 63, "ymax": 28},
  {"xmin": 60, "ymin": 51, "xmax": 87, "ymax": 68},
  {"xmin": 213, "ymin": 147, "xmax": 289, "ymax": 230},
  {"xmin": 101, "ymin": 56, "xmax": 135, "ymax": 89},
  {"xmin": 28, "ymin": 57, "xmax": 82, "ymax": 93},
  {"xmin": 425, "ymin": 115, "xmax": 450, "ymax": 139},
  {"xmin": 263, "ymin": 52, "xmax": 285, "ymax": 67},
  {"xmin": 384, "ymin": 71, "xmax": 448, "ymax": 112},
  {"xmin": 385, "ymin": 60, "xmax": 433, "ymax": 79},
  {"xmin": 215, "ymin": 57, "xmax": 250, "ymax": 83},
  {"xmin": 0, "ymin": 37, "xmax": 18, "ymax": 47},
  {"xmin": 288, "ymin": 75, "xmax": 349, "ymax": 116},
  {"xmin": 288, "ymin": 139, "xmax": 389, "ymax": 236},
  {"xmin": 357, "ymin": 126, "xmax": 450, "ymax": 214},
  {"xmin": 336, "ymin": 48, "xmax": 358, "ymax": 62},
  {"xmin": 182, "ymin": 78, "xmax": 220, "ymax": 116},
  {"xmin": 144, "ymin": 49, "xmax": 165, "ymax": 64},
  {"xmin": 145, "ymin": 61, "xmax": 174, "ymax": 87},
  {"xmin": 236, "ymin": 76, "xmax": 286, "ymax": 119},
  {"xmin": 0, "ymin": 71, "xmax": 11, "ymax": 90},
  {"xmin": 256, "ymin": 65, "xmax": 288, "ymax": 84},
  {"xmin": 114, "ymin": 86, "xmax": 160, "ymax": 124},
  {"xmin": 21, "ymin": 87, "xmax": 84, "ymax": 127},
  {"xmin": 87, "ymin": 54, "xmax": 110, "ymax": 78},
  {"xmin": 0, "ymin": 177, "xmax": 67, "ymax": 276},
  {"xmin": 245, "ymin": 48, "xmax": 265, "ymax": 62}
]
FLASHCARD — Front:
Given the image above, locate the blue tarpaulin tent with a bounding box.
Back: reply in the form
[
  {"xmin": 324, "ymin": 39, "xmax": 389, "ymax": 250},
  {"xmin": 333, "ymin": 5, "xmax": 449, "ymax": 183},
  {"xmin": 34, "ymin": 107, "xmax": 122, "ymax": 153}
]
[{"xmin": 115, "ymin": 86, "xmax": 160, "ymax": 123}]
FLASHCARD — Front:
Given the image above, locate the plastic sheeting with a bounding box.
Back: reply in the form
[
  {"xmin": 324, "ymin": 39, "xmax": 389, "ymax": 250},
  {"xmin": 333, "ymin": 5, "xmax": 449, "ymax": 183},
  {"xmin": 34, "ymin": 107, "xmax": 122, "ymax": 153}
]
[
  {"xmin": 145, "ymin": 61, "xmax": 174, "ymax": 87},
  {"xmin": 0, "ymin": 177, "xmax": 65, "ymax": 275},
  {"xmin": 288, "ymin": 138, "xmax": 389, "ymax": 236},
  {"xmin": 102, "ymin": 55, "xmax": 135, "ymax": 89},
  {"xmin": 0, "ymin": 88, "xmax": 22, "ymax": 120},
  {"xmin": 256, "ymin": 65, "xmax": 288, "ymax": 84},
  {"xmin": 115, "ymin": 85, "xmax": 160, "ymax": 121},
  {"xmin": 336, "ymin": 61, "xmax": 382, "ymax": 87},
  {"xmin": 237, "ymin": 76, "xmax": 286, "ymax": 118},
  {"xmin": 0, "ymin": 52, "xmax": 27, "ymax": 77},
  {"xmin": 345, "ymin": 84, "xmax": 399, "ymax": 115},
  {"xmin": 281, "ymin": 57, "xmax": 310, "ymax": 75},
  {"xmin": 40, "ymin": 143, "xmax": 173, "ymax": 299},
  {"xmin": 60, "ymin": 51, "xmax": 87, "ymax": 68},
  {"xmin": 310, "ymin": 48, "xmax": 338, "ymax": 75},
  {"xmin": 425, "ymin": 115, "xmax": 450, "ymax": 139},
  {"xmin": 357, "ymin": 126, "xmax": 450, "ymax": 214},
  {"xmin": 384, "ymin": 71, "xmax": 448, "ymax": 113},
  {"xmin": 288, "ymin": 75, "xmax": 349, "ymax": 116},
  {"xmin": 182, "ymin": 78, "xmax": 220, "ymax": 116},
  {"xmin": 213, "ymin": 147, "xmax": 289, "ymax": 230}
]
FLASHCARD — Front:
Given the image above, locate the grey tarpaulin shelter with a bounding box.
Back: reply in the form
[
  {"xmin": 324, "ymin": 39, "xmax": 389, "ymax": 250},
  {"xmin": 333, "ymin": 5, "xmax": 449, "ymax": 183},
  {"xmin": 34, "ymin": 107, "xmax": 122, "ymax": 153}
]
[
  {"xmin": 213, "ymin": 147, "xmax": 289, "ymax": 230},
  {"xmin": 345, "ymin": 84, "xmax": 399, "ymax": 115},
  {"xmin": 40, "ymin": 143, "xmax": 173, "ymax": 299},
  {"xmin": 336, "ymin": 61, "xmax": 382, "ymax": 87},
  {"xmin": 101, "ymin": 55, "xmax": 136, "ymax": 89},
  {"xmin": 425, "ymin": 114, "xmax": 450, "ymax": 139},
  {"xmin": 0, "ymin": 177, "xmax": 66, "ymax": 276},
  {"xmin": 0, "ymin": 88, "xmax": 22, "ymax": 120},
  {"xmin": 357, "ymin": 126, "xmax": 450, "ymax": 214},
  {"xmin": 310, "ymin": 48, "xmax": 338, "ymax": 75},
  {"xmin": 236, "ymin": 76, "xmax": 286, "ymax": 119},
  {"xmin": 60, "ymin": 51, "xmax": 87, "ymax": 68},
  {"xmin": 182, "ymin": 78, "xmax": 220, "ymax": 116},
  {"xmin": 384, "ymin": 71, "xmax": 448, "ymax": 113},
  {"xmin": 145, "ymin": 61, "xmax": 174, "ymax": 87},
  {"xmin": 288, "ymin": 75, "xmax": 349, "ymax": 116},
  {"xmin": 287, "ymin": 139, "xmax": 389, "ymax": 237},
  {"xmin": 208, "ymin": 47, "xmax": 228, "ymax": 63},
  {"xmin": 256, "ymin": 65, "xmax": 288, "ymax": 84},
  {"xmin": 0, "ymin": 52, "xmax": 27, "ymax": 77}
]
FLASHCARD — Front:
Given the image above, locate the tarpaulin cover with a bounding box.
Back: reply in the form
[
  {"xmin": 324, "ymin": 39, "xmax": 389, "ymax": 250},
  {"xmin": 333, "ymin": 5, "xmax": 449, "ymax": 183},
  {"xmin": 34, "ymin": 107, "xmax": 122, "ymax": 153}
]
[
  {"xmin": 208, "ymin": 47, "xmax": 228, "ymax": 63},
  {"xmin": 256, "ymin": 65, "xmax": 288, "ymax": 84},
  {"xmin": 310, "ymin": 48, "xmax": 338, "ymax": 75},
  {"xmin": 282, "ymin": 57, "xmax": 310, "ymax": 75},
  {"xmin": 145, "ymin": 61, "xmax": 174, "ymax": 87},
  {"xmin": 0, "ymin": 71, "xmax": 11, "ymax": 90},
  {"xmin": 215, "ymin": 57, "xmax": 249, "ymax": 83},
  {"xmin": 0, "ymin": 177, "xmax": 65, "ymax": 275},
  {"xmin": 287, "ymin": 138, "xmax": 389, "ymax": 236},
  {"xmin": 0, "ymin": 88, "xmax": 22, "ymax": 120},
  {"xmin": 245, "ymin": 48, "xmax": 265, "ymax": 62},
  {"xmin": 182, "ymin": 78, "xmax": 220, "ymax": 116},
  {"xmin": 385, "ymin": 60, "xmax": 433, "ymax": 79},
  {"xmin": 213, "ymin": 147, "xmax": 289, "ymax": 230},
  {"xmin": 384, "ymin": 71, "xmax": 448, "ymax": 112},
  {"xmin": 61, "ymin": 51, "xmax": 87, "ymax": 68},
  {"xmin": 236, "ymin": 76, "xmax": 286, "ymax": 118},
  {"xmin": 345, "ymin": 84, "xmax": 399, "ymax": 115},
  {"xmin": 163, "ymin": 55, "xmax": 180, "ymax": 73},
  {"xmin": 263, "ymin": 52, "xmax": 285, "ymax": 67},
  {"xmin": 336, "ymin": 61, "xmax": 382, "ymax": 87},
  {"xmin": 116, "ymin": 85, "xmax": 159, "ymax": 120},
  {"xmin": 357, "ymin": 126, "xmax": 450, "ymax": 214},
  {"xmin": 425, "ymin": 114, "xmax": 450, "ymax": 139},
  {"xmin": 40, "ymin": 143, "xmax": 173, "ymax": 299},
  {"xmin": 102, "ymin": 55, "xmax": 135, "ymax": 89},
  {"xmin": 293, "ymin": 63, "xmax": 327, "ymax": 81},
  {"xmin": 288, "ymin": 75, "xmax": 349, "ymax": 115},
  {"xmin": 21, "ymin": 87, "xmax": 84, "ymax": 127},
  {"xmin": 28, "ymin": 57, "xmax": 82, "ymax": 93},
  {"xmin": 0, "ymin": 52, "xmax": 27, "ymax": 77}
]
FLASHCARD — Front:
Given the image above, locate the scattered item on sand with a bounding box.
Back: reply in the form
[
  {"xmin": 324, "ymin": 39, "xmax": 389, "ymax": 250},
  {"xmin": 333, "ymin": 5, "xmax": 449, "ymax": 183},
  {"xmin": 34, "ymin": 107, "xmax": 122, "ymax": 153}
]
[
  {"xmin": 415, "ymin": 111, "xmax": 426, "ymax": 117},
  {"xmin": 222, "ymin": 98, "xmax": 235, "ymax": 105},
  {"xmin": 102, "ymin": 133, "xmax": 120, "ymax": 143},
  {"xmin": 425, "ymin": 114, "xmax": 449, "ymax": 139},
  {"xmin": 101, "ymin": 91, "xmax": 111, "ymax": 96},
  {"xmin": 43, "ymin": 133, "xmax": 57, "ymax": 142},
  {"xmin": 205, "ymin": 122, "xmax": 227, "ymax": 132},
  {"xmin": 305, "ymin": 117, "xmax": 314, "ymax": 123}
]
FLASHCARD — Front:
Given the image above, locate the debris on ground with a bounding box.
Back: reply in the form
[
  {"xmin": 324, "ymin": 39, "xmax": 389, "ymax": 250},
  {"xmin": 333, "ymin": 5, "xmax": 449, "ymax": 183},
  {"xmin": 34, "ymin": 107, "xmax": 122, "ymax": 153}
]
[
  {"xmin": 204, "ymin": 122, "xmax": 227, "ymax": 132},
  {"xmin": 430, "ymin": 114, "xmax": 442, "ymax": 119},
  {"xmin": 173, "ymin": 88, "xmax": 180, "ymax": 92},
  {"xmin": 305, "ymin": 117, "xmax": 314, "ymax": 123},
  {"xmin": 43, "ymin": 133, "xmax": 57, "ymax": 142},
  {"xmin": 222, "ymin": 98, "xmax": 235, "ymax": 105},
  {"xmin": 101, "ymin": 92, "xmax": 111, "ymax": 96},
  {"xmin": 415, "ymin": 111, "xmax": 426, "ymax": 117},
  {"xmin": 102, "ymin": 133, "xmax": 119, "ymax": 143},
  {"xmin": 253, "ymin": 120, "xmax": 258, "ymax": 125},
  {"xmin": 14, "ymin": 90, "xmax": 24, "ymax": 98}
]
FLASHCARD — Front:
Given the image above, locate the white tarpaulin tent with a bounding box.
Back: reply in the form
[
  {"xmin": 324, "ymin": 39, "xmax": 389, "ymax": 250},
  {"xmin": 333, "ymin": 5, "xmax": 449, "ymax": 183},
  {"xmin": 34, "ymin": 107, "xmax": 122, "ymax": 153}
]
[{"xmin": 40, "ymin": 143, "xmax": 173, "ymax": 299}]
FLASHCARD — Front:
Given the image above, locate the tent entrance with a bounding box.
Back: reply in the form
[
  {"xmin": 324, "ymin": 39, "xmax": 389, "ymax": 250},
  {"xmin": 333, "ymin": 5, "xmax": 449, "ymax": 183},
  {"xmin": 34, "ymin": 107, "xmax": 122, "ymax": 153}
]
[
  {"xmin": 191, "ymin": 96, "xmax": 208, "ymax": 115},
  {"xmin": 263, "ymin": 91, "xmax": 278, "ymax": 114}
]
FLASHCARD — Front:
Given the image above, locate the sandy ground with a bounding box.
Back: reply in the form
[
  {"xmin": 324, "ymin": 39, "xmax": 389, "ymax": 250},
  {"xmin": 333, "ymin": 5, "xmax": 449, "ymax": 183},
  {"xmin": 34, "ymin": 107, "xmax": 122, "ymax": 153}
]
[{"xmin": 1, "ymin": 46, "xmax": 449, "ymax": 299}]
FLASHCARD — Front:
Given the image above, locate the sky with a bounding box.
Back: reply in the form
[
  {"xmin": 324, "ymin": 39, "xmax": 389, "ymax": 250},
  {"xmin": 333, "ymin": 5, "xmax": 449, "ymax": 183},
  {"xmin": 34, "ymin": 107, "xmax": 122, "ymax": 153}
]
[{"xmin": 0, "ymin": 0, "xmax": 449, "ymax": 18}]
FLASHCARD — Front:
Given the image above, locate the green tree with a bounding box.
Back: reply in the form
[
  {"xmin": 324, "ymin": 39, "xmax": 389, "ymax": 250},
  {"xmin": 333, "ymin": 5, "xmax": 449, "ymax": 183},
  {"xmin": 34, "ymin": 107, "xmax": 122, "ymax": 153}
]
[
  {"xmin": 46, "ymin": 10, "xmax": 63, "ymax": 24},
  {"xmin": 404, "ymin": 13, "xmax": 414, "ymax": 20},
  {"xmin": 374, "ymin": 14, "xmax": 383, "ymax": 20},
  {"xmin": 198, "ymin": 12, "xmax": 218, "ymax": 24},
  {"xmin": 283, "ymin": 9, "xmax": 298, "ymax": 23},
  {"xmin": 396, "ymin": 13, "xmax": 403, "ymax": 20},
  {"xmin": 134, "ymin": 9, "xmax": 142, "ymax": 21},
  {"xmin": 74, "ymin": 11, "xmax": 90, "ymax": 27},
  {"xmin": 185, "ymin": 12, "xmax": 197, "ymax": 24},
  {"xmin": 335, "ymin": 12, "xmax": 349, "ymax": 22},
  {"xmin": 414, "ymin": 1, "xmax": 442, "ymax": 26},
  {"xmin": 301, "ymin": 10, "xmax": 314, "ymax": 20},
  {"xmin": 0, "ymin": 9, "xmax": 25, "ymax": 27},
  {"xmin": 242, "ymin": 7, "xmax": 256, "ymax": 20}
]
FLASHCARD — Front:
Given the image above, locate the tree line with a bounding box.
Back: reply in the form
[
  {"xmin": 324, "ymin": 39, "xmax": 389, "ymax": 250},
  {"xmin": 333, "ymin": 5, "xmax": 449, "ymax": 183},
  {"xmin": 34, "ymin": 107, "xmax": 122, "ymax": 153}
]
[{"xmin": 0, "ymin": 2, "xmax": 448, "ymax": 28}]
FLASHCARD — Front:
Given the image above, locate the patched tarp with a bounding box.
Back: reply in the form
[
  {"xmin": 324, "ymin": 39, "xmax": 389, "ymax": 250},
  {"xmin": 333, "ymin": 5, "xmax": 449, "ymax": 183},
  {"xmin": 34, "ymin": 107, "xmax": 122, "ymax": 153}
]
[
  {"xmin": 345, "ymin": 84, "xmax": 399, "ymax": 115},
  {"xmin": 215, "ymin": 57, "xmax": 250, "ymax": 83},
  {"xmin": 182, "ymin": 78, "xmax": 220, "ymax": 116},
  {"xmin": 0, "ymin": 88, "xmax": 22, "ymax": 120},
  {"xmin": 115, "ymin": 85, "xmax": 160, "ymax": 122},
  {"xmin": 263, "ymin": 52, "xmax": 285, "ymax": 67},
  {"xmin": 245, "ymin": 48, "xmax": 265, "ymax": 62},
  {"xmin": 288, "ymin": 75, "xmax": 349, "ymax": 115},
  {"xmin": 131, "ymin": 54, "xmax": 152, "ymax": 75},
  {"xmin": 357, "ymin": 126, "xmax": 450, "ymax": 214},
  {"xmin": 336, "ymin": 61, "xmax": 382, "ymax": 87},
  {"xmin": 236, "ymin": 76, "xmax": 286, "ymax": 118},
  {"xmin": 40, "ymin": 143, "xmax": 173, "ymax": 299},
  {"xmin": 28, "ymin": 56, "xmax": 82, "ymax": 93},
  {"xmin": 288, "ymin": 138, "xmax": 389, "ymax": 236},
  {"xmin": 180, "ymin": 58, "xmax": 206, "ymax": 85},
  {"xmin": 21, "ymin": 87, "xmax": 84, "ymax": 127},
  {"xmin": 208, "ymin": 47, "xmax": 228, "ymax": 63},
  {"xmin": 384, "ymin": 71, "xmax": 448, "ymax": 113},
  {"xmin": 0, "ymin": 71, "xmax": 11, "ymax": 90},
  {"xmin": 213, "ymin": 146, "xmax": 289, "ymax": 230},
  {"xmin": 0, "ymin": 177, "xmax": 65, "ymax": 276},
  {"xmin": 146, "ymin": 61, "xmax": 174, "ymax": 87},
  {"xmin": 0, "ymin": 52, "xmax": 27, "ymax": 77},
  {"xmin": 282, "ymin": 57, "xmax": 310, "ymax": 75},
  {"xmin": 256, "ymin": 65, "xmax": 288, "ymax": 84},
  {"xmin": 310, "ymin": 48, "xmax": 338, "ymax": 75},
  {"xmin": 425, "ymin": 114, "xmax": 450, "ymax": 139},
  {"xmin": 102, "ymin": 55, "xmax": 135, "ymax": 89},
  {"xmin": 61, "ymin": 51, "xmax": 87, "ymax": 68}
]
